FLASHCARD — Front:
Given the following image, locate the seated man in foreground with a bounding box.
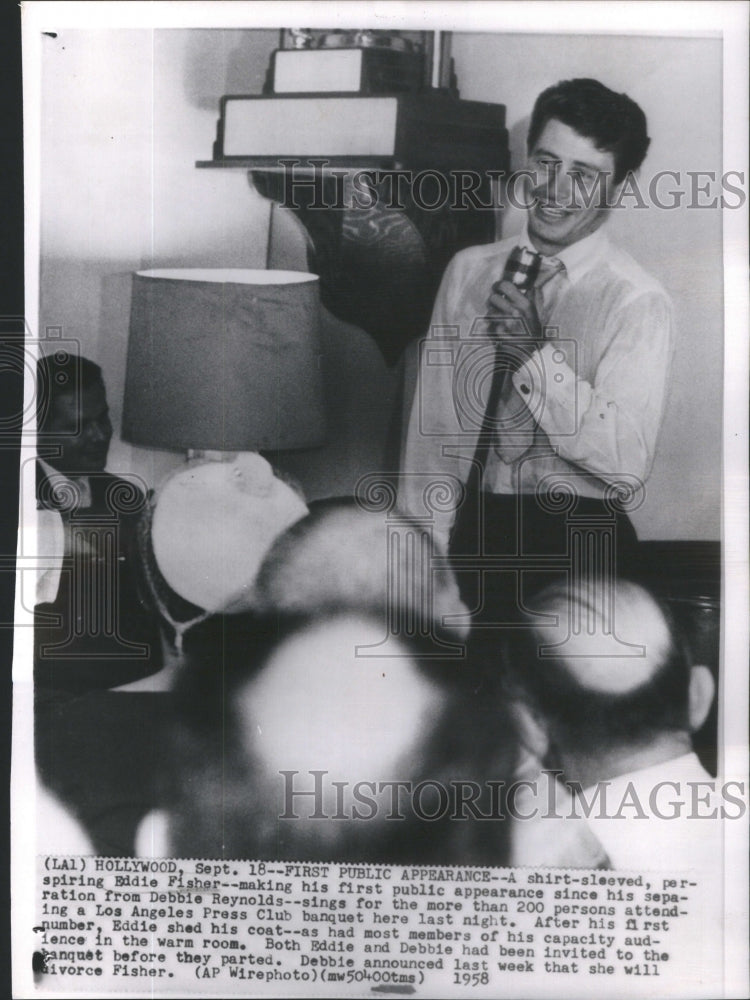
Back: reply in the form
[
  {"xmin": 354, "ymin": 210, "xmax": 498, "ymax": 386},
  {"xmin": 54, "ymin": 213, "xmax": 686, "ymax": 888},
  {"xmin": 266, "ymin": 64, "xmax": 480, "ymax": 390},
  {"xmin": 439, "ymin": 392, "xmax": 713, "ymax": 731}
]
[
  {"xmin": 503, "ymin": 579, "xmax": 719, "ymax": 871},
  {"xmin": 139, "ymin": 500, "xmax": 505, "ymax": 863},
  {"xmin": 137, "ymin": 501, "xmax": 607, "ymax": 868},
  {"xmin": 136, "ymin": 608, "xmax": 515, "ymax": 866}
]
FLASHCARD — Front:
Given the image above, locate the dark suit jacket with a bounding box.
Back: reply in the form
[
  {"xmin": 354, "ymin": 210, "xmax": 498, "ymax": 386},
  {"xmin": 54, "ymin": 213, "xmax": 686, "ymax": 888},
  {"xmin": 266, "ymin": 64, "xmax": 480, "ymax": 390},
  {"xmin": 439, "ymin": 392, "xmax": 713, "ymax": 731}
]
[
  {"xmin": 34, "ymin": 463, "xmax": 163, "ymax": 695},
  {"xmin": 35, "ymin": 690, "xmax": 174, "ymax": 856}
]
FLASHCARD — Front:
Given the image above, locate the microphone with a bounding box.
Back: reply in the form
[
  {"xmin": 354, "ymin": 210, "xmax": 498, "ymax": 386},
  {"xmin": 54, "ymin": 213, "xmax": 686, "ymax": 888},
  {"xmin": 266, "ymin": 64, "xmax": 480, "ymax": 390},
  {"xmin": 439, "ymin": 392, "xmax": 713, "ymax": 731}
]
[
  {"xmin": 488, "ymin": 246, "xmax": 542, "ymax": 337},
  {"xmin": 501, "ymin": 245, "xmax": 542, "ymax": 295},
  {"xmin": 482, "ymin": 246, "xmax": 543, "ymax": 450}
]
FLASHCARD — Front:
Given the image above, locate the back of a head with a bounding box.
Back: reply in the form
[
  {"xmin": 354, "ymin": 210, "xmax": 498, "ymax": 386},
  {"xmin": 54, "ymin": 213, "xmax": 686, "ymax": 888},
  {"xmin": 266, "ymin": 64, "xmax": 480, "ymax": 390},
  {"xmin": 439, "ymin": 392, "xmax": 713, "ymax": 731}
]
[
  {"xmin": 506, "ymin": 579, "xmax": 692, "ymax": 757},
  {"xmin": 149, "ymin": 454, "xmax": 308, "ymax": 616},
  {"xmin": 165, "ymin": 609, "xmax": 515, "ymax": 865},
  {"xmin": 527, "ymin": 78, "xmax": 650, "ymax": 182},
  {"xmin": 253, "ymin": 500, "xmax": 468, "ymax": 638}
]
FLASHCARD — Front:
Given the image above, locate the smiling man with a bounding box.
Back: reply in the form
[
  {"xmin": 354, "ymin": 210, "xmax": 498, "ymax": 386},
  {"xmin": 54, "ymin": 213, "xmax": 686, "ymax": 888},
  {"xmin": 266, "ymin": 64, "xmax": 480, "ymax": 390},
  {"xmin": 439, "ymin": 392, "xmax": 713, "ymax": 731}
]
[{"xmin": 400, "ymin": 78, "xmax": 673, "ymax": 623}]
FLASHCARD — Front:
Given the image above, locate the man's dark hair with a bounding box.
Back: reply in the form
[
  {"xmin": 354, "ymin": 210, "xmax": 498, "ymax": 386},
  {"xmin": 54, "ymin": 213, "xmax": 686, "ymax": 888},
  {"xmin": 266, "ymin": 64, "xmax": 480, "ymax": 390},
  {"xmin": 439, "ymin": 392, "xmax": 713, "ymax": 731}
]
[
  {"xmin": 527, "ymin": 78, "xmax": 650, "ymax": 183},
  {"xmin": 503, "ymin": 581, "xmax": 692, "ymax": 757},
  {"xmin": 37, "ymin": 352, "xmax": 104, "ymax": 430}
]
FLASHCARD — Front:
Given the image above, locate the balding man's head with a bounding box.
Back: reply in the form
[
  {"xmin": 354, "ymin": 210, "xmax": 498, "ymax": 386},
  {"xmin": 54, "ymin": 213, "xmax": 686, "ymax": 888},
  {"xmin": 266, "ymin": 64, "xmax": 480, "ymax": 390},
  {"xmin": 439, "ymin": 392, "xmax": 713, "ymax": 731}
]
[
  {"xmin": 241, "ymin": 615, "xmax": 442, "ymax": 784},
  {"xmin": 159, "ymin": 609, "xmax": 514, "ymax": 865},
  {"xmin": 252, "ymin": 500, "xmax": 469, "ymax": 639},
  {"xmin": 533, "ymin": 580, "xmax": 672, "ymax": 695},
  {"xmin": 506, "ymin": 580, "xmax": 712, "ymax": 759}
]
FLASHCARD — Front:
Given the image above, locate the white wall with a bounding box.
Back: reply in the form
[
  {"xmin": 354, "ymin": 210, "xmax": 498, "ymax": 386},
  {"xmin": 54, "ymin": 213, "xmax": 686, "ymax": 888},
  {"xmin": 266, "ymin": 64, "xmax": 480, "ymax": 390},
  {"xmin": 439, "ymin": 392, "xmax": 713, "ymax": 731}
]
[
  {"xmin": 39, "ymin": 29, "xmax": 280, "ymax": 486},
  {"xmin": 451, "ymin": 32, "xmax": 723, "ymax": 539}
]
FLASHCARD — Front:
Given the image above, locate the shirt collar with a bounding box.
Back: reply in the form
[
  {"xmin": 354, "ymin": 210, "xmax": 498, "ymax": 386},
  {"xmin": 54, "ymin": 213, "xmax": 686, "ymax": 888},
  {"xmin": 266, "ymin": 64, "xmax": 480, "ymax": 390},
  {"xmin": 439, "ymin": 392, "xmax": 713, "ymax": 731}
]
[
  {"xmin": 38, "ymin": 458, "xmax": 92, "ymax": 509},
  {"xmin": 38, "ymin": 457, "xmax": 64, "ymax": 481},
  {"xmin": 582, "ymin": 752, "xmax": 711, "ymax": 801},
  {"xmin": 518, "ymin": 223, "xmax": 609, "ymax": 285}
]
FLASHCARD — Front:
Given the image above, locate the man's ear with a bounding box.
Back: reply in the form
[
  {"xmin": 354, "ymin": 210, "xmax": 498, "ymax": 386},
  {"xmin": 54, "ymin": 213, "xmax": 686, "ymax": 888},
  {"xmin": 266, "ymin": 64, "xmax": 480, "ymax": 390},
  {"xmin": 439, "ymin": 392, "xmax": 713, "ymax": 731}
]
[
  {"xmin": 688, "ymin": 665, "xmax": 715, "ymax": 733},
  {"xmin": 607, "ymin": 176, "xmax": 625, "ymax": 208},
  {"xmin": 134, "ymin": 809, "xmax": 171, "ymax": 858}
]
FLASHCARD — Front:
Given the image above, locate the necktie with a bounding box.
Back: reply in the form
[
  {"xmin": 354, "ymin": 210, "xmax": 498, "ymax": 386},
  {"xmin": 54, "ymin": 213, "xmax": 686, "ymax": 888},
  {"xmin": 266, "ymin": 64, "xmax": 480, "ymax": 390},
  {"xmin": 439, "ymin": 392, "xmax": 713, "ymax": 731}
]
[
  {"xmin": 532, "ymin": 254, "xmax": 566, "ymax": 318},
  {"xmin": 492, "ymin": 251, "xmax": 566, "ymax": 463}
]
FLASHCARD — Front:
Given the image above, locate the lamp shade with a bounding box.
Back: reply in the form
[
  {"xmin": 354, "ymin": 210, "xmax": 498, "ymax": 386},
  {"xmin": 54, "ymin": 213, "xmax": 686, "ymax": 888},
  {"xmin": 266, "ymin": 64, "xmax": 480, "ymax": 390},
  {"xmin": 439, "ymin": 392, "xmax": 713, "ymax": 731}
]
[{"xmin": 122, "ymin": 269, "xmax": 326, "ymax": 452}]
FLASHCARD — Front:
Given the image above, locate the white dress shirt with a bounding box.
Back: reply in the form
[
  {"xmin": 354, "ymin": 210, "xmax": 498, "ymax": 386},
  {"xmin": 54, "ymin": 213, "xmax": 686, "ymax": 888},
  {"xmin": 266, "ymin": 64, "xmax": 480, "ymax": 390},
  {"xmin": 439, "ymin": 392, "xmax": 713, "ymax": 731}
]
[
  {"xmin": 35, "ymin": 458, "xmax": 92, "ymax": 604},
  {"xmin": 399, "ymin": 226, "xmax": 674, "ymax": 544},
  {"xmin": 580, "ymin": 752, "xmax": 721, "ymax": 873},
  {"xmin": 37, "ymin": 457, "xmax": 93, "ymax": 510}
]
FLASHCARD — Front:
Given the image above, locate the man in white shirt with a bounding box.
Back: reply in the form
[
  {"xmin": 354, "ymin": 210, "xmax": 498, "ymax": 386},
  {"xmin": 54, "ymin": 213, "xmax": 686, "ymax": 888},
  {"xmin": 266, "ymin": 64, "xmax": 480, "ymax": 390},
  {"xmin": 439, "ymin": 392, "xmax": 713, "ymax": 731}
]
[
  {"xmin": 504, "ymin": 579, "xmax": 719, "ymax": 873},
  {"xmin": 400, "ymin": 79, "xmax": 673, "ymax": 624}
]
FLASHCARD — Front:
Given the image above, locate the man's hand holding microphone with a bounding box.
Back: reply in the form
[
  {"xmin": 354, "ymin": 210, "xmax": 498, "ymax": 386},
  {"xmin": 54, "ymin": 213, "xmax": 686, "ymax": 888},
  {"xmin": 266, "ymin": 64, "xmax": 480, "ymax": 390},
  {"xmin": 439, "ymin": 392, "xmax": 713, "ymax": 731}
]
[{"xmin": 487, "ymin": 247, "xmax": 547, "ymax": 365}]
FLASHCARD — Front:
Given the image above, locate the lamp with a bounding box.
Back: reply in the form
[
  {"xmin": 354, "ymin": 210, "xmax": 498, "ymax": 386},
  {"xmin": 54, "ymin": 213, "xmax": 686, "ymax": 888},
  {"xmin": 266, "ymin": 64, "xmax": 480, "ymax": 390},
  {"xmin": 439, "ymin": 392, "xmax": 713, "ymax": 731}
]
[
  {"xmin": 123, "ymin": 268, "xmax": 326, "ymax": 453},
  {"xmin": 121, "ymin": 268, "xmax": 324, "ymax": 618}
]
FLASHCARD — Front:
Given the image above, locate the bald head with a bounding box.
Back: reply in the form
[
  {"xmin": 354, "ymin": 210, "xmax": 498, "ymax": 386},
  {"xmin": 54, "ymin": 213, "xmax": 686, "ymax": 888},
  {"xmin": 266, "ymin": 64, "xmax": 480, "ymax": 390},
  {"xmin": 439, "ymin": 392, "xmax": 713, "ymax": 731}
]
[
  {"xmin": 164, "ymin": 609, "xmax": 514, "ymax": 864},
  {"xmin": 507, "ymin": 579, "xmax": 697, "ymax": 757},
  {"xmin": 239, "ymin": 614, "xmax": 443, "ymax": 790},
  {"xmin": 253, "ymin": 501, "xmax": 468, "ymax": 637},
  {"xmin": 532, "ymin": 580, "xmax": 672, "ymax": 695}
]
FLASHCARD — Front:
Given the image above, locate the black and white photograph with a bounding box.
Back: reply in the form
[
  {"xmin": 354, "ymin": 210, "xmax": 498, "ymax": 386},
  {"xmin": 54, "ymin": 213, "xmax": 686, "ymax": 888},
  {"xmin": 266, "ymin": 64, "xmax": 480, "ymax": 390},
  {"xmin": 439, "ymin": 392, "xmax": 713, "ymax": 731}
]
[{"xmin": 12, "ymin": 1, "xmax": 749, "ymax": 997}]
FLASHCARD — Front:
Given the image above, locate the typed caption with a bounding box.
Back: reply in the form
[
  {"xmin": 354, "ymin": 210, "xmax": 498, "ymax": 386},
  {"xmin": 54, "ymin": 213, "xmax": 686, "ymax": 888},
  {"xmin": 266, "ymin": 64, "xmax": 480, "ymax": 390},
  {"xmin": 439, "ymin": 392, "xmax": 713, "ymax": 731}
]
[{"xmin": 34, "ymin": 855, "xmax": 717, "ymax": 997}]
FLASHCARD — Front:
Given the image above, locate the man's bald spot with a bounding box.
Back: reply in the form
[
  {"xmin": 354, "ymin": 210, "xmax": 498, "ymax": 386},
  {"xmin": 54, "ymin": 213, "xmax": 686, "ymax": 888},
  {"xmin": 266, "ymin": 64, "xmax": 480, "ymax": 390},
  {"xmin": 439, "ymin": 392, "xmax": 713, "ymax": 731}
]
[
  {"xmin": 532, "ymin": 580, "xmax": 672, "ymax": 695},
  {"xmin": 255, "ymin": 506, "xmax": 388, "ymax": 611},
  {"xmin": 235, "ymin": 614, "xmax": 444, "ymax": 787},
  {"xmin": 254, "ymin": 504, "xmax": 466, "ymax": 634}
]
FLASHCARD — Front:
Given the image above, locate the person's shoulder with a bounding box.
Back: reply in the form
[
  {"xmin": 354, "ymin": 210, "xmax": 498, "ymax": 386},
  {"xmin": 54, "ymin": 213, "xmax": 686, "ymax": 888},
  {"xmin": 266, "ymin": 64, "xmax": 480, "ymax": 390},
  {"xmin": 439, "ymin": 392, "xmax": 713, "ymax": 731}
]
[
  {"xmin": 436, "ymin": 239, "xmax": 516, "ymax": 302},
  {"xmin": 429, "ymin": 240, "xmax": 514, "ymax": 323}
]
